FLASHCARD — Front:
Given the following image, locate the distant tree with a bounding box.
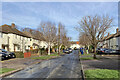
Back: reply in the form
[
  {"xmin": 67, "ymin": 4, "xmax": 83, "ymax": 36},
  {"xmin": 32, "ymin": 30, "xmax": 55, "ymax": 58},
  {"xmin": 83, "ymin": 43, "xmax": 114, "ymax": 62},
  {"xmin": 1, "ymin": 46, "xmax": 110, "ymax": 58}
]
[
  {"xmin": 79, "ymin": 33, "xmax": 91, "ymax": 47},
  {"xmin": 76, "ymin": 15, "xmax": 113, "ymax": 58},
  {"xmin": 38, "ymin": 21, "xmax": 57, "ymax": 55},
  {"xmin": 57, "ymin": 23, "xmax": 71, "ymax": 51}
]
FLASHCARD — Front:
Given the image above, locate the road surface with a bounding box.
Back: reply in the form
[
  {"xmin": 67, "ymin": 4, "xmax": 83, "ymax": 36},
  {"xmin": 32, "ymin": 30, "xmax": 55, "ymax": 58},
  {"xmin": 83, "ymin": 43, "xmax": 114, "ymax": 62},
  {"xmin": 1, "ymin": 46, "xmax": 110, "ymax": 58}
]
[{"xmin": 4, "ymin": 50, "xmax": 82, "ymax": 79}]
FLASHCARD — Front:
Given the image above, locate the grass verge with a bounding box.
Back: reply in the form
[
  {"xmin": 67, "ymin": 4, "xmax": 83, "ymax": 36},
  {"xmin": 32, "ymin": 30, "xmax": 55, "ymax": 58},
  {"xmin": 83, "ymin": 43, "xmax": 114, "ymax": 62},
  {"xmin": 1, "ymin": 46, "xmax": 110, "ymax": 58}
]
[
  {"xmin": 84, "ymin": 69, "xmax": 119, "ymax": 78},
  {"xmin": 80, "ymin": 53, "xmax": 92, "ymax": 56},
  {"xmin": 0, "ymin": 68, "xmax": 15, "ymax": 74},
  {"xmin": 32, "ymin": 53, "xmax": 60, "ymax": 60}
]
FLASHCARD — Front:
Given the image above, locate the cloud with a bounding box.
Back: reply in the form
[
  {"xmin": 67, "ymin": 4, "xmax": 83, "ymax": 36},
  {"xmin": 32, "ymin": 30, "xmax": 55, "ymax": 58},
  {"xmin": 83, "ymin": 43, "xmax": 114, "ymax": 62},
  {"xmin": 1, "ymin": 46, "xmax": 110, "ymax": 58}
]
[{"xmin": 2, "ymin": 2, "xmax": 118, "ymax": 41}]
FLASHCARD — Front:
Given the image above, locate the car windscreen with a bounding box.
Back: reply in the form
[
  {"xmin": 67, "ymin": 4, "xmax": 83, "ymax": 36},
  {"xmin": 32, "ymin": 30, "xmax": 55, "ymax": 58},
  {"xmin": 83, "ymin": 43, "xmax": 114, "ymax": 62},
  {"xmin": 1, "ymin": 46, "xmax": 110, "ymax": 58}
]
[{"xmin": 0, "ymin": 49, "xmax": 7, "ymax": 52}]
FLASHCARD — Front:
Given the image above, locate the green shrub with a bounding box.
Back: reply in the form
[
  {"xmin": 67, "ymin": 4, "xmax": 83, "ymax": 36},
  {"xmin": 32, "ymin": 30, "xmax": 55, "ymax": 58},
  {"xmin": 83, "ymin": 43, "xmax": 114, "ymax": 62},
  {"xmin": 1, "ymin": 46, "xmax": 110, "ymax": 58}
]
[{"xmin": 14, "ymin": 52, "xmax": 24, "ymax": 58}]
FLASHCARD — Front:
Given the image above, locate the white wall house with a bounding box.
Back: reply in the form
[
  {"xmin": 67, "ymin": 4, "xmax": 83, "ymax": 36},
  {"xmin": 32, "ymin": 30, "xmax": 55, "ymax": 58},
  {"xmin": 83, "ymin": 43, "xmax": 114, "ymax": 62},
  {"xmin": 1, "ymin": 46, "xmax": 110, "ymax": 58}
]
[
  {"xmin": 70, "ymin": 41, "xmax": 81, "ymax": 49},
  {"xmin": 99, "ymin": 28, "xmax": 120, "ymax": 50},
  {"xmin": 70, "ymin": 44, "xmax": 81, "ymax": 49},
  {"xmin": 22, "ymin": 31, "xmax": 48, "ymax": 50},
  {"xmin": 0, "ymin": 32, "xmax": 9, "ymax": 51},
  {"xmin": 0, "ymin": 23, "xmax": 31, "ymax": 52},
  {"xmin": 0, "ymin": 23, "xmax": 53, "ymax": 52},
  {"xmin": 118, "ymin": 26, "xmax": 120, "ymax": 50}
]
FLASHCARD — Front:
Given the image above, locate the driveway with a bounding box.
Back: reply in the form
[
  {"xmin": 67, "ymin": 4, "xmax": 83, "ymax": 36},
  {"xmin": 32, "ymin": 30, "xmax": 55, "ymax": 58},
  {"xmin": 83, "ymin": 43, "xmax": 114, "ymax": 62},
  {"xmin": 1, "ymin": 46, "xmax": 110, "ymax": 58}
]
[
  {"xmin": 1, "ymin": 58, "xmax": 43, "ymax": 69},
  {"xmin": 81, "ymin": 55, "xmax": 120, "ymax": 70},
  {"xmin": 4, "ymin": 50, "xmax": 82, "ymax": 79}
]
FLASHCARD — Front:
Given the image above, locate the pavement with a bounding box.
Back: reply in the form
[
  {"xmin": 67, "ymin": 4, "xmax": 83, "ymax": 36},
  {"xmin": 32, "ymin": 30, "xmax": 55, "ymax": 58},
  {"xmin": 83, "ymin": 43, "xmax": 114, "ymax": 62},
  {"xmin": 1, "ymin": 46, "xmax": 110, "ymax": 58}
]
[
  {"xmin": 2, "ymin": 50, "xmax": 82, "ymax": 79},
  {"xmin": 0, "ymin": 58, "xmax": 44, "ymax": 69},
  {"xmin": 80, "ymin": 54, "xmax": 120, "ymax": 70}
]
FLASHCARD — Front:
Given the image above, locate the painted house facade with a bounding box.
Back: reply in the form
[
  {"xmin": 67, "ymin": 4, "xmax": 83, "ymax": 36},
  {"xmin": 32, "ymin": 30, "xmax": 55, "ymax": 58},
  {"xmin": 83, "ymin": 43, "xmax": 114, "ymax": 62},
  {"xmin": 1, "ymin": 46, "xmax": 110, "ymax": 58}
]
[
  {"xmin": 0, "ymin": 23, "xmax": 31, "ymax": 52},
  {"xmin": 0, "ymin": 23, "xmax": 49, "ymax": 52},
  {"xmin": 70, "ymin": 41, "xmax": 81, "ymax": 49},
  {"xmin": 118, "ymin": 26, "xmax": 120, "ymax": 50},
  {"xmin": 99, "ymin": 28, "xmax": 120, "ymax": 50}
]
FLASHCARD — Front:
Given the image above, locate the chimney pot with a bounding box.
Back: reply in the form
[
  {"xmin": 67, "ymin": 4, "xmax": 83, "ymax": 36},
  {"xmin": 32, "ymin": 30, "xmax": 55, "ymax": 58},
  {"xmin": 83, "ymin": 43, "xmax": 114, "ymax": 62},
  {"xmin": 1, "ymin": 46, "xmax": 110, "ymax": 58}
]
[
  {"xmin": 107, "ymin": 33, "xmax": 110, "ymax": 36},
  {"xmin": 116, "ymin": 28, "xmax": 119, "ymax": 33},
  {"xmin": 11, "ymin": 23, "xmax": 15, "ymax": 28}
]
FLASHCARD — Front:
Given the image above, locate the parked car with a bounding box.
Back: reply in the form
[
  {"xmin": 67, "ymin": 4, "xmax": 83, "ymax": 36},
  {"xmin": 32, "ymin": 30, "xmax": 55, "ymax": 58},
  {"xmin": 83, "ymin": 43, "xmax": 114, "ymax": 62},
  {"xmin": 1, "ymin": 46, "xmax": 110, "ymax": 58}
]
[
  {"xmin": 97, "ymin": 48, "xmax": 119, "ymax": 54},
  {"xmin": 74, "ymin": 47, "xmax": 77, "ymax": 50},
  {"xmin": 106, "ymin": 49, "xmax": 119, "ymax": 54},
  {"xmin": 68, "ymin": 48, "xmax": 72, "ymax": 53},
  {"xmin": 96, "ymin": 48, "xmax": 106, "ymax": 54},
  {"xmin": 0, "ymin": 49, "xmax": 16, "ymax": 58},
  {"xmin": 64, "ymin": 49, "xmax": 70, "ymax": 54},
  {"xmin": 0, "ymin": 52, "xmax": 9, "ymax": 60}
]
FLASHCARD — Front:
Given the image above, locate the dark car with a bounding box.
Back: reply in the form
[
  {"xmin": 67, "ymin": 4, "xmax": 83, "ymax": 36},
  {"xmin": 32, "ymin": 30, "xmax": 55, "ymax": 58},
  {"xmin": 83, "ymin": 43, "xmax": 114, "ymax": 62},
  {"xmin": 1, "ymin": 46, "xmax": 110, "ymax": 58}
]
[
  {"xmin": 65, "ymin": 49, "xmax": 69, "ymax": 53},
  {"xmin": 106, "ymin": 49, "xmax": 119, "ymax": 54},
  {"xmin": 68, "ymin": 48, "xmax": 72, "ymax": 53},
  {"xmin": 0, "ymin": 52, "xmax": 9, "ymax": 60},
  {"xmin": 74, "ymin": 47, "xmax": 77, "ymax": 50},
  {"xmin": 64, "ymin": 49, "xmax": 70, "ymax": 54},
  {"xmin": 97, "ymin": 48, "xmax": 120, "ymax": 54},
  {"xmin": 96, "ymin": 48, "xmax": 109, "ymax": 54},
  {"xmin": 0, "ymin": 49, "xmax": 16, "ymax": 58}
]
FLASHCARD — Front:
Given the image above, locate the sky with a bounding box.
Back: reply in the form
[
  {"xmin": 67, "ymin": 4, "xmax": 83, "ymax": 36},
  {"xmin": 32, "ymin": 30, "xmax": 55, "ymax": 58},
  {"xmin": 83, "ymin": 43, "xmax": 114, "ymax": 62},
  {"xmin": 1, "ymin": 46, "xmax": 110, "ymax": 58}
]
[{"xmin": 1, "ymin": 2, "xmax": 118, "ymax": 41}]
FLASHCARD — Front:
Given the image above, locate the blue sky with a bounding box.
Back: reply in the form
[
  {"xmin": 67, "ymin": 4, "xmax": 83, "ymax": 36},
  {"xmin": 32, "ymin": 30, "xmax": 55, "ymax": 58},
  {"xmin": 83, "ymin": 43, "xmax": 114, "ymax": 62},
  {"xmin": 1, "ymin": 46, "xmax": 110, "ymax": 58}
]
[{"xmin": 2, "ymin": 2, "xmax": 118, "ymax": 41}]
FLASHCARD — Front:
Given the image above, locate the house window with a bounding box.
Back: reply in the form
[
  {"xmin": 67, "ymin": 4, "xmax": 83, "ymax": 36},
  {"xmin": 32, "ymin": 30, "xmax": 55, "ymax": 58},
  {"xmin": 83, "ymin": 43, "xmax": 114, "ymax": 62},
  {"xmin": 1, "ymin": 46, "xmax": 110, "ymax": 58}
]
[
  {"xmin": 18, "ymin": 46, "xmax": 20, "ymax": 50},
  {"xmin": 116, "ymin": 45, "xmax": 118, "ymax": 47},
  {"xmin": 30, "ymin": 39, "xmax": 32, "ymax": 41}
]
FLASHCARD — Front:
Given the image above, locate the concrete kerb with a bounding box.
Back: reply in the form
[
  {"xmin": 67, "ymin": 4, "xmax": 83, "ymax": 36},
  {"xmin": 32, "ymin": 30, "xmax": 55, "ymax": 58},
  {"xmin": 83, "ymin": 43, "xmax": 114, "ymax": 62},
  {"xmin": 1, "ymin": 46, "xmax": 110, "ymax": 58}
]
[{"xmin": 79, "ymin": 55, "xmax": 85, "ymax": 80}]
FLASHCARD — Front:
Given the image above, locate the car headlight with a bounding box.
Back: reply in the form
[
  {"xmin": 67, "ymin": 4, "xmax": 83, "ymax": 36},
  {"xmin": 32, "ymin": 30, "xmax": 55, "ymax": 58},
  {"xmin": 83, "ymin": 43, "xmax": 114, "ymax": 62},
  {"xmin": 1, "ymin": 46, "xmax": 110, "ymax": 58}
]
[{"xmin": 6, "ymin": 56, "xmax": 8, "ymax": 57}]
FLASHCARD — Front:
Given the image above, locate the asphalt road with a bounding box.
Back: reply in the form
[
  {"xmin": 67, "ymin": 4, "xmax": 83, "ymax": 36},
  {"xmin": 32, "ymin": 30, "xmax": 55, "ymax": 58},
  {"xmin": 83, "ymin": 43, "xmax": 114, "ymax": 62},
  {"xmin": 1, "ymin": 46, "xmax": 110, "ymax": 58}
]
[{"xmin": 4, "ymin": 50, "xmax": 82, "ymax": 79}]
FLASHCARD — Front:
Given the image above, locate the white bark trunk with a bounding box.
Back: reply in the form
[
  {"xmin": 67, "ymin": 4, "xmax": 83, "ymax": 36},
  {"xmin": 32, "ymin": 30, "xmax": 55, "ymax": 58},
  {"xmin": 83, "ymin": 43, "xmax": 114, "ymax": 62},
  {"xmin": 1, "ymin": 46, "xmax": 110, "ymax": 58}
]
[
  {"xmin": 48, "ymin": 42, "xmax": 50, "ymax": 55},
  {"xmin": 59, "ymin": 44, "xmax": 62, "ymax": 52}
]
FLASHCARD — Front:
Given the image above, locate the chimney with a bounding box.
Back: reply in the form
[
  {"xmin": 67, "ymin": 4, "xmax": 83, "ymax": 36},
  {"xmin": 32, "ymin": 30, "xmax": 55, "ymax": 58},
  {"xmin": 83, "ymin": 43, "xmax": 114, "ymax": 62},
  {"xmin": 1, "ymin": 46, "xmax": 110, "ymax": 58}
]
[
  {"xmin": 107, "ymin": 33, "xmax": 110, "ymax": 36},
  {"xmin": 11, "ymin": 23, "xmax": 15, "ymax": 28},
  {"xmin": 116, "ymin": 28, "xmax": 119, "ymax": 33}
]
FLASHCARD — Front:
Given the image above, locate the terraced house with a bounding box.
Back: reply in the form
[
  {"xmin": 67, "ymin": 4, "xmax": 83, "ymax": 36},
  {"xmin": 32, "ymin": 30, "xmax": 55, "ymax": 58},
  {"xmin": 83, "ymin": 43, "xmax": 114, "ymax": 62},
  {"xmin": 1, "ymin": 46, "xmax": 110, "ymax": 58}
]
[
  {"xmin": 119, "ymin": 26, "xmax": 120, "ymax": 50},
  {"xmin": 0, "ymin": 23, "xmax": 48, "ymax": 52},
  {"xmin": 99, "ymin": 28, "xmax": 120, "ymax": 51}
]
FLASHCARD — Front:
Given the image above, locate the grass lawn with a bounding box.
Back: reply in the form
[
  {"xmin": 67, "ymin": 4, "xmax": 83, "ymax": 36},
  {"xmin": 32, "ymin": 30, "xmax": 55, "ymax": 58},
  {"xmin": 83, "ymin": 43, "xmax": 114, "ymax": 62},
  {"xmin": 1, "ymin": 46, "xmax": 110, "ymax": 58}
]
[
  {"xmin": 84, "ymin": 69, "xmax": 119, "ymax": 78},
  {"xmin": 32, "ymin": 53, "xmax": 60, "ymax": 60},
  {"xmin": 0, "ymin": 68, "xmax": 15, "ymax": 74},
  {"xmin": 80, "ymin": 53, "xmax": 92, "ymax": 56}
]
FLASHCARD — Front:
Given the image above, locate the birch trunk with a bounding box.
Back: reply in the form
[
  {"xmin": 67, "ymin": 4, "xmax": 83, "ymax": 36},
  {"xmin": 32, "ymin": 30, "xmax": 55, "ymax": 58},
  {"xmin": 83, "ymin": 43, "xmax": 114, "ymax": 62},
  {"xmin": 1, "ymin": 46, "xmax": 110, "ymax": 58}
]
[{"xmin": 48, "ymin": 42, "xmax": 50, "ymax": 55}]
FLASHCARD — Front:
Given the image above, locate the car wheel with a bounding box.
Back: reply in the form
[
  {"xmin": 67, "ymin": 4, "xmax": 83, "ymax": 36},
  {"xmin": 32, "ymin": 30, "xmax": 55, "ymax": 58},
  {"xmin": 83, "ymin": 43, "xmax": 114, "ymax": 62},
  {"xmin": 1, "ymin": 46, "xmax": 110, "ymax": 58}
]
[{"xmin": 13, "ymin": 55, "xmax": 16, "ymax": 58}]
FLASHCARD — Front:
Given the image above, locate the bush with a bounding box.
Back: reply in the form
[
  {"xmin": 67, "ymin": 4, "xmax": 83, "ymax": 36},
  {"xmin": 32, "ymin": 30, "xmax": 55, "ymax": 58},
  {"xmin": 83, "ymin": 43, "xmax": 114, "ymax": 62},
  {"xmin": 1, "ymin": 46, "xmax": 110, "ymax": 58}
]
[
  {"xmin": 30, "ymin": 49, "xmax": 39, "ymax": 54},
  {"xmin": 14, "ymin": 52, "xmax": 24, "ymax": 58}
]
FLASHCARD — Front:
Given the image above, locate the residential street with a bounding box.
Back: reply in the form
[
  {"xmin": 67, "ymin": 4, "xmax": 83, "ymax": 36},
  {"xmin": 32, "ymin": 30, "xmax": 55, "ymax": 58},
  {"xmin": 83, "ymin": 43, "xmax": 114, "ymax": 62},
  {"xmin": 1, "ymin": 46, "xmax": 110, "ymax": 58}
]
[{"xmin": 4, "ymin": 50, "xmax": 82, "ymax": 79}]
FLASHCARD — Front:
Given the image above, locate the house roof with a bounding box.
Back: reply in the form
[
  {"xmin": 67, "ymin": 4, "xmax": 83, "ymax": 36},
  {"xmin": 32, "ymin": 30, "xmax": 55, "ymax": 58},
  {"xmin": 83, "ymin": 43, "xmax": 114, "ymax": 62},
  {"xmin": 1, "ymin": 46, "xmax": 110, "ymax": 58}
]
[
  {"xmin": 0, "ymin": 24, "xmax": 30, "ymax": 38},
  {"xmin": 106, "ymin": 34, "xmax": 115, "ymax": 40},
  {"xmin": 114, "ymin": 31, "xmax": 120, "ymax": 37},
  {"xmin": 101, "ymin": 32, "xmax": 120, "ymax": 41},
  {"xmin": 22, "ymin": 31, "xmax": 39, "ymax": 40},
  {"xmin": 22, "ymin": 31, "xmax": 45, "ymax": 41}
]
